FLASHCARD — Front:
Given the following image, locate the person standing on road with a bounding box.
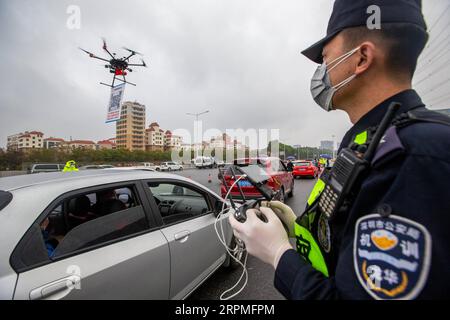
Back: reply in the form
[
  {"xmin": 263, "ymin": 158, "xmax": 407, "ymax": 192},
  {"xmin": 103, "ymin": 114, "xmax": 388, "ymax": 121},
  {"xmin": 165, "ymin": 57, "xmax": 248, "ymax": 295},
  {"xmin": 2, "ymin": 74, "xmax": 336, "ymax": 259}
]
[
  {"xmin": 287, "ymin": 160, "xmax": 294, "ymax": 172},
  {"xmin": 230, "ymin": 0, "xmax": 450, "ymax": 299}
]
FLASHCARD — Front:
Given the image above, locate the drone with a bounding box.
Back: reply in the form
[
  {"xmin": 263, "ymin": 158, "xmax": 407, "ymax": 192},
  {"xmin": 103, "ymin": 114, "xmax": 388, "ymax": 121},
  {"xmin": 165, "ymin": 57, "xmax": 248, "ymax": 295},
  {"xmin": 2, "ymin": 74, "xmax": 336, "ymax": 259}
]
[{"xmin": 79, "ymin": 39, "xmax": 147, "ymax": 88}]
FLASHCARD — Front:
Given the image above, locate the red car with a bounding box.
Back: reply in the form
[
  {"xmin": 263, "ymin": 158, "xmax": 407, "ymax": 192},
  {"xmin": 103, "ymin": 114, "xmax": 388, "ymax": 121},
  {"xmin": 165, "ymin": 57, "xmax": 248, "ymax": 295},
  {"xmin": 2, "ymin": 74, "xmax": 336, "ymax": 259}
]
[
  {"xmin": 292, "ymin": 160, "xmax": 319, "ymax": 179},
  {"xmin": 220, "ymin": 157, "xmax": 294, "ymax": 203}
]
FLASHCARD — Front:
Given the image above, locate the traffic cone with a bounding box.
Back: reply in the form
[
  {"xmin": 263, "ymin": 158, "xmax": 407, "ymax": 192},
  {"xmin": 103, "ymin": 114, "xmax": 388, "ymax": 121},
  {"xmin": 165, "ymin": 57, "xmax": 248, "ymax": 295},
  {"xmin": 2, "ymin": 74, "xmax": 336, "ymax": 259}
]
[{"xmin": 208, "ymin": 173, "xmax": 212, "ymax": 183}]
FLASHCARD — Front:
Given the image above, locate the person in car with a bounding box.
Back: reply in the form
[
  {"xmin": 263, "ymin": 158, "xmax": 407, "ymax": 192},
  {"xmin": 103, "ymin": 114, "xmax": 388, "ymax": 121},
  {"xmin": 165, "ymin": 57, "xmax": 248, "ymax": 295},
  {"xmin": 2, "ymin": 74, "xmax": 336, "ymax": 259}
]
[
  {"xmin": 40, "ymin": 217, "xmax": 64, "ymax": 257},
  {"xmin": 92, "ymin": 189, "xmax": 126, "ymax": 216}
]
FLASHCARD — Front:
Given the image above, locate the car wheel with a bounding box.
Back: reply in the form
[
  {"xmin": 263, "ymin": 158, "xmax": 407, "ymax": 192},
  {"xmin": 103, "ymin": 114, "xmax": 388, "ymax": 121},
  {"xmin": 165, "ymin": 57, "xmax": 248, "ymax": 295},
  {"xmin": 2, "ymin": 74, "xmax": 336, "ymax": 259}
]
[
  {"xmin": 224, "ymin": 235, "xmax": 246, "ymax": 270},
  {"xmin": 288, "ymin": 182, "xmax": 294, "ymax": 198},
  {"xmin": 278, "ymin": 188, "xmax": 286, "ymax": 203},
  {"xmin": 156, "ymin": 168, "xmax": 160, "ymax": 171},
  {"xmin": 168, "ymin": 167, "xmax": 172, "ymax": 171}
]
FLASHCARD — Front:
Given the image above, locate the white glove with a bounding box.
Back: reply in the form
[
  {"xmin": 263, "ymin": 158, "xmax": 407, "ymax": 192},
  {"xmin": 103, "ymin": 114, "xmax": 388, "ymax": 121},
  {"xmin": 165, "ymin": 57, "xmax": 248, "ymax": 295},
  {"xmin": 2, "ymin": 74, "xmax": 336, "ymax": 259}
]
[
  {"xmin": 261, "ymin": 201, "xmax": 297, "ymax": 238},
  {"xmin": 229, "ymin": 207, "xmax": 293, "ymax": 269}
]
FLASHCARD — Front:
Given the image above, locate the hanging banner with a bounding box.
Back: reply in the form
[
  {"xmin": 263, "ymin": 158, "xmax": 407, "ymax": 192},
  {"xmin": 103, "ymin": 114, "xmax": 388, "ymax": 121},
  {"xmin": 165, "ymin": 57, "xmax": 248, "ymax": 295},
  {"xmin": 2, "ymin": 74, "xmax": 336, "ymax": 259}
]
[{"xmin": 106, "ymin": 83, "xmax": 125, "ymax": 123}]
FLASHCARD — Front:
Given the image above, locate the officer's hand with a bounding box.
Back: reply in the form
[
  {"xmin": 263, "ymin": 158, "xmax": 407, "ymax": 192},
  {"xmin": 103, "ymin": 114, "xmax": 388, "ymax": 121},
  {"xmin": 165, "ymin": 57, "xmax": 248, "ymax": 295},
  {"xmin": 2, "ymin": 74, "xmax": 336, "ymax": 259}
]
[
  {"xmin": 229, "ymin": 207, "xmax": 292, "ymax": 269},
  {"xmin": 261, "ymin": 201, "xmax": 297, "ymax": 238}
]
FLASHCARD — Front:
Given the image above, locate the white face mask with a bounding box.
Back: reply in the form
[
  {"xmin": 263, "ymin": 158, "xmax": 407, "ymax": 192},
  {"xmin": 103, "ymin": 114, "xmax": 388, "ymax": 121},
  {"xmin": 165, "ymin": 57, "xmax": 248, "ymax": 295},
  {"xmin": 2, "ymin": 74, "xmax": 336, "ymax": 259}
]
[{"xmin": 310, "ymin": 46, "xmax": 360, "ymax": 112}]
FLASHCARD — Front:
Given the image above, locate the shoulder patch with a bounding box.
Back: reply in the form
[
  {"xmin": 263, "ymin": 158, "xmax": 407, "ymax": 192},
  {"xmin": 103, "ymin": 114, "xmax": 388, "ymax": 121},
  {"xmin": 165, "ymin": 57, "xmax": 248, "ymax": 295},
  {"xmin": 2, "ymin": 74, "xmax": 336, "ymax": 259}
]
[{"xmin": 353, "ymin": 214, "xmax": 431, "ymax": 300}]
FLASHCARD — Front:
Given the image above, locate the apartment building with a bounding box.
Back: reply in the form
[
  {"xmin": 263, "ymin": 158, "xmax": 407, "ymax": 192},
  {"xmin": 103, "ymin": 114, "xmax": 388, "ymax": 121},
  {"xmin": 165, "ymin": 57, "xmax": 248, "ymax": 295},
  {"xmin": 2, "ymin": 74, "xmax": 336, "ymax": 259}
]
[
  {"xmin": 116, "ymin": 101, "xmax": 146, "ymax": 151},
  {"xmin": 7, "ymin": 131, "xmax": 44, "ymax": 151}
]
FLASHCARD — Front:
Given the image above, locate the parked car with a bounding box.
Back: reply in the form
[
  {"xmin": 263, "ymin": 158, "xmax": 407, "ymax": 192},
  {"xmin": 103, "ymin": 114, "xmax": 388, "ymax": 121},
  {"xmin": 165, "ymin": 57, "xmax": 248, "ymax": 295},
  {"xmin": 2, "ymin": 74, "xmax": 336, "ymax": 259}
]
[
  {"xmin": 78, "ymin": 164, "xmax": 115, "ymax": 170},
  {"xmin": 194, "ymin": 156, "xmax": 216, "ymax": 169},
  {"xmin": 141, "ymin": 162, "xmax": 161, "ymax": 171},
  {"xmin": 0, "ymin": 170, "xmax": 240, "ymax": 300},
  {"xmin": 29, "ymin": 163, "xmax": 65, "ymax": 174},
  {"xmin": 160, "ymin": 162, "xmax": 183, "ymax": 171},
  {"xmin": 217, "ymin": 160, "xmax": 225, "ymax": 168},
  {"xmin": 220, "ymin": 157, "xmax": 294, "ymax": 203},
  {"xmin": 292, "ymin": 160, "xmax": 319, "ymax": 179}
]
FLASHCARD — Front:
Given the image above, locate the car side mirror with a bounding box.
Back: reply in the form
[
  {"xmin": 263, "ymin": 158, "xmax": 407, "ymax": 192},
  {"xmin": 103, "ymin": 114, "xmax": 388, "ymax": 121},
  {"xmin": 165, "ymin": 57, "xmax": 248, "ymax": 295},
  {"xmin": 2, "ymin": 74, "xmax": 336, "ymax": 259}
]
[{"xmin": 214, "ymin": 200, "xmax": 229, "ymax": 217}]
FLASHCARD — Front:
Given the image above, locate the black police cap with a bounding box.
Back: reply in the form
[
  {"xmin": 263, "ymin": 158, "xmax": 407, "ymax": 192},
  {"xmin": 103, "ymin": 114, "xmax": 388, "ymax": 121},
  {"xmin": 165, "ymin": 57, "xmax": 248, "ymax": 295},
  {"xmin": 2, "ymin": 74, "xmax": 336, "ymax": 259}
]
[{"xmin": 301, "ymin": 0, "xmax": 427, "ymax": 64}]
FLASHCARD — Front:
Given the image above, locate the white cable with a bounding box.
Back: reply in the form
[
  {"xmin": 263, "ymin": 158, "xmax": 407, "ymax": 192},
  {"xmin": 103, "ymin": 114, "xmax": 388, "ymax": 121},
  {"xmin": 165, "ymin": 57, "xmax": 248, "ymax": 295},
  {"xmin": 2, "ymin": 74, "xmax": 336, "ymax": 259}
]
[
  {"xmin": 213, "ymin": 174, "xmax": 251, "ymax": 300},
  {"xmin": 216, "ymin": 176, "xmax": 248, "ymax": 300}
]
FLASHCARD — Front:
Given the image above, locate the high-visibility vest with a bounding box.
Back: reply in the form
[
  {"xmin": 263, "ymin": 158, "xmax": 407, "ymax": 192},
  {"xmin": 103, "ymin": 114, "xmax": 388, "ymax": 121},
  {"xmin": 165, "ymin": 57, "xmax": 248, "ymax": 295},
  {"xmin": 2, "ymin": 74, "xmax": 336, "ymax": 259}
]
[
  {"xmin": 63, "ymin": 160, "xmax": 79, "ymax": 172},
  {"xmin": 293, "ymin": 130, "xmax": 369, "ymax": 277}
]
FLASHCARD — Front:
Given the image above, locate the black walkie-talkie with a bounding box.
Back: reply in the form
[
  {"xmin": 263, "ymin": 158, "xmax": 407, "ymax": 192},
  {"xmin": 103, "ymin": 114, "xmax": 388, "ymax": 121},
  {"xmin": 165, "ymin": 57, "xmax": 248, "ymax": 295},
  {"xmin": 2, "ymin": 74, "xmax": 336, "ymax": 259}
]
[{"xmin": 318, "ymin": 102, "xmax": 401, "ymax": 220}]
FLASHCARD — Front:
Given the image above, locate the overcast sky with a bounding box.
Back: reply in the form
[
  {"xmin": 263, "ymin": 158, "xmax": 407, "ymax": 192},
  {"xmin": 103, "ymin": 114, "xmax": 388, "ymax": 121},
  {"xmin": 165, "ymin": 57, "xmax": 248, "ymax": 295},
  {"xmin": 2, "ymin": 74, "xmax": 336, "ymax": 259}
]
[{"xmin": 0, "ymin": 0, "xmax": 448, "ymax": 149}]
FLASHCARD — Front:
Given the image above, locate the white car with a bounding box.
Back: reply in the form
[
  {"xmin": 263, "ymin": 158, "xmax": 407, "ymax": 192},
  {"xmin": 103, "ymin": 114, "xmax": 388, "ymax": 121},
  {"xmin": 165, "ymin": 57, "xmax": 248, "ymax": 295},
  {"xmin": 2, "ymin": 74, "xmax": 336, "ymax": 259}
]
[
  {"xmin": 194, "ymin": 157, "xmax": 216, "ymax": 169},
  {"xmin": 140, "ymin": 163, "xmax": 161, "ymax": 171},
  {"xmin": 160, "ymin": 162, "xmax": 183, "ymax": 171}
]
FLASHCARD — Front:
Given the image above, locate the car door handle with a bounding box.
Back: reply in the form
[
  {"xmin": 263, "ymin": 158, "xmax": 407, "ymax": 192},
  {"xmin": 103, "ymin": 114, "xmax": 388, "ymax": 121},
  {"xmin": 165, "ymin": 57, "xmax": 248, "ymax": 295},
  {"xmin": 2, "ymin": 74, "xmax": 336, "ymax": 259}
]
[
  {"xmin": 174, "ymin": 230, "xmax": 190, "ymax": 242},
  {"xmin": 29, "ymin": 275, "xmax": 80, "ymax": 300}
]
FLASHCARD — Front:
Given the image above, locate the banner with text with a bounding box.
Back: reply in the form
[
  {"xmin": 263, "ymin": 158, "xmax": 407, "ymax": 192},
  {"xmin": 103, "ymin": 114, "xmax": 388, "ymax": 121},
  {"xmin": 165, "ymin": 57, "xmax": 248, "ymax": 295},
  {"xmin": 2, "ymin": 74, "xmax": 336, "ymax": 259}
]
[{"xmin": 106, "ymin": 83, "xmax": 125, "ymax": 123}]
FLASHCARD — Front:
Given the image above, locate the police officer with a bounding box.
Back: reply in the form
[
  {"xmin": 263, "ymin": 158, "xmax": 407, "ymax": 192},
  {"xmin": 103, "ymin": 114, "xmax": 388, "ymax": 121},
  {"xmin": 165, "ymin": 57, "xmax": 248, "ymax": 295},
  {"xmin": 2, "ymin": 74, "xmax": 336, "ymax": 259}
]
[
  {"xmin": 230, "ymin": 0, "xmax": 450, "ymax": 299},
  {"xmin": 63, "ymin": 160, "xmax": 79, "ymax": 172}
]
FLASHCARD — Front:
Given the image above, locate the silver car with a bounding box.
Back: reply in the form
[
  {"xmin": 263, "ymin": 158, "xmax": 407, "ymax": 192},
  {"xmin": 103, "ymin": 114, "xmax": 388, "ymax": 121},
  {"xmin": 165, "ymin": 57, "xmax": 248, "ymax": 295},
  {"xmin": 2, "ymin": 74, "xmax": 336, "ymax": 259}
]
[
  {"xmin": 0, "ymin": 170, "xmax": 241, "ymax": 299},
  {"xmin": 29, "ymin": 163, "xmax": 65, "ymax": 174}
]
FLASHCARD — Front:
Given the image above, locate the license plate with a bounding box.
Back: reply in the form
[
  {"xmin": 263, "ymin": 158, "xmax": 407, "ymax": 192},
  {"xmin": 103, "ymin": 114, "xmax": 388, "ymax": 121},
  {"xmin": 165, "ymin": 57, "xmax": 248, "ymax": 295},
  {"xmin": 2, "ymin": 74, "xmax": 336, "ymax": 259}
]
[
  {"xmin": 299, "ymin": 168, "xmax": 306, "ymax": 171},
  {"xmin": 238, "ymin": 180, "xmax": 252, "ymax": 187}
]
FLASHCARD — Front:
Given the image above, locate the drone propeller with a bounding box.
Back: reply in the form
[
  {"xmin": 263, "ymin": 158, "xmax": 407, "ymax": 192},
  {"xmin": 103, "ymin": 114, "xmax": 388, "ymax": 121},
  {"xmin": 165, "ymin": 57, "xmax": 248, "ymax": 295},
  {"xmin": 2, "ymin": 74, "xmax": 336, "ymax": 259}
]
[
  {"xmin": 128, "ymin": 59, "xmax": 148, "ymax": 68},
  {"xmin": 101, "ymin": 38, "xmax": 115, "ymax": 59},
  {"xmin": 102, "ymin": 37, "xmax": 108, "ymax": 50},
  {"xmin": 79, "ymin": 47, "xmax": 110, "ymax": 63}
]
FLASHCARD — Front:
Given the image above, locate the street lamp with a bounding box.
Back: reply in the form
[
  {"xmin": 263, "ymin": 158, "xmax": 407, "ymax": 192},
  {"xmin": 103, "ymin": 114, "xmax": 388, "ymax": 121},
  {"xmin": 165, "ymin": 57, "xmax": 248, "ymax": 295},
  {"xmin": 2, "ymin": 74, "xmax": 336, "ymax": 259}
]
[{"xmin": 186, "ymin": 110, "xmax": 209, "ymax": 158}]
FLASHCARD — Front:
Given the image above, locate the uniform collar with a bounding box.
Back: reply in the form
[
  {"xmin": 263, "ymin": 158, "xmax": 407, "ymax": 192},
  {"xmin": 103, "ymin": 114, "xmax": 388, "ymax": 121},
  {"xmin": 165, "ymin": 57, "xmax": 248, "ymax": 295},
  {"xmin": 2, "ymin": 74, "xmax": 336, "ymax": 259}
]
[{"xmin": 339, "ymin": 89, "xmax": 424, "ymax": 151}]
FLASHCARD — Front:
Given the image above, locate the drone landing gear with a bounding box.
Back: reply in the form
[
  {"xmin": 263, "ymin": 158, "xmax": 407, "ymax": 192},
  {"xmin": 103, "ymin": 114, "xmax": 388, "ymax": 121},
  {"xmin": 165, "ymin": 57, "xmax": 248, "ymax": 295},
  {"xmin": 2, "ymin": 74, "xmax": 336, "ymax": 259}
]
[{"xmin": 99, "ymin": 75, "xmax": 136, "ymax": 88}]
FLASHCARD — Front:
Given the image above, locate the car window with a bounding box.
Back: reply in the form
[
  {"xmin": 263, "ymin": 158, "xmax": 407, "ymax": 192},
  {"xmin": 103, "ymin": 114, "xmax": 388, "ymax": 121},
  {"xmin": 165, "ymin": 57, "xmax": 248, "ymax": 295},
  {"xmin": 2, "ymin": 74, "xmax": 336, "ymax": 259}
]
[
  {"xmin": 35, "ymin": 164, "xmax": 58, "ymax": 170},
  {"xmin": 148, "ymin": 182, "xmax": 210, "ymax": 225},
  {"xmin": 269, "ymin": 159, "xmax": 285, "ymax": 172},
  {"xmin": 13, "ymin": 184, "xmax": 149, "ymax": 269}
]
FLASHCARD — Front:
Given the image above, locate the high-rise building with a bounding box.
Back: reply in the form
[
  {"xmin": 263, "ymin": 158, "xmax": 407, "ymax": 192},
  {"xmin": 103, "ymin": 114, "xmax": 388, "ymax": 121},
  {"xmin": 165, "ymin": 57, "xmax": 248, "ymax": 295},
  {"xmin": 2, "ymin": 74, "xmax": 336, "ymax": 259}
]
[
  {"xmin": 320, "ymin": 140, "xmax": 334, "ymax": 151},
  {"xmin": 116, "ymin": 101, "xmax": 146, "ymax": 151}
]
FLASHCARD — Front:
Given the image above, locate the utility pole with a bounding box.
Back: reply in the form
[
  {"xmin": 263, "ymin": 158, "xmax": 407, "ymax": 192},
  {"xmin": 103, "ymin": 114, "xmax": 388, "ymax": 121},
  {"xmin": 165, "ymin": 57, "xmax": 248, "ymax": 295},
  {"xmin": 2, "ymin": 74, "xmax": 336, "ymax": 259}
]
[{"xmin": 186, "ymin": 110, "xmax": 209, "ymax": 159}]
